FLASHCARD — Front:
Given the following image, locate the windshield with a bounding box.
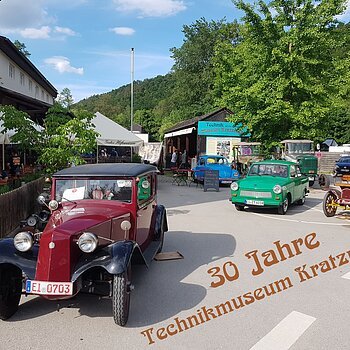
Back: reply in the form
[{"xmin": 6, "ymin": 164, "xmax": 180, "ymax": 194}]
[
  {"xmin": 206, "ymin": 157, "xmax": 228, "ymax": 165},
  {"xmin": 339, "ymin": 157, "xmax": 350, "ymax": 162},
  {"xmin": 55, "ymin": 178, "xmax": 133, "ymax": 203},
  {"xmin": 248, "ymin": 164, "xmax": 288, "ymax": 178},
  {"xmin": 286, "ymin": 142, "xmax": 313, "ymax": 154}
]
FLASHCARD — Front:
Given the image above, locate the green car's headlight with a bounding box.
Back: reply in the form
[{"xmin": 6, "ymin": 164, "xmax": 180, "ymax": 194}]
[
  {"xmin": 231, "ymin": 182, "xmax": 239, "ymax": 191},
  {"xmin": 273, "ymin": 185, "xmax": 282, "ymax": 194}
]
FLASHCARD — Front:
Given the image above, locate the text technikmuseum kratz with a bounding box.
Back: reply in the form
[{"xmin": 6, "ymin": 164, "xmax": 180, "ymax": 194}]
[{"xmin": 141, "ymin": 232, "xmax": 348, "ymax": 345}]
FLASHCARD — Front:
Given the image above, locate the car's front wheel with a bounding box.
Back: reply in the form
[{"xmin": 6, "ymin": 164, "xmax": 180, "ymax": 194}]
[
  {"xmin": 235, "ymin": 204, "xmax": 245, "ymax": 211},
  {"xmin": 0, "ymin": 265, "xmax": 22, "ymax": 320},
  {"xmin": 112, "ymin": 267, "xmax": 131, "ymax": 326},
  {"xmin": 278, "ymin": 197, "xmax": 289, "ymax": 215}
]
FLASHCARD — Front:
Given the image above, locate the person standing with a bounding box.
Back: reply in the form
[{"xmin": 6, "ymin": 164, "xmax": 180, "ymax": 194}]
[{"xmin": 170, "ymin": 150, "xmax": 177, "ymax": 168}]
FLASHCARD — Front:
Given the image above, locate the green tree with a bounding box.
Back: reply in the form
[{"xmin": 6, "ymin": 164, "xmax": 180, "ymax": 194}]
[
  {"xmin": 13, "ymin": 40, "xmax": 31, "ymax": 57},
  {"xmin": 170, "ymin": 18, "xmax": 240, "ymax": 121},
  {"xmin": 57, "ymin": 88, "xmax": 74, "ymax": 110},
  {"xmin": 214, "ymin": 0, "xmax": 347, "ymax": 149}
]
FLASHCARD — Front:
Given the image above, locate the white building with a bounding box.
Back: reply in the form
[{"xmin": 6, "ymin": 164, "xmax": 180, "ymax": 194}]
[{"xmin": 0, "ymin": 36, "xmax": 57, "ymax": 123}]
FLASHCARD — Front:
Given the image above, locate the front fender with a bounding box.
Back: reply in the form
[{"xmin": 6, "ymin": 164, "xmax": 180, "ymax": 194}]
[
  {"xmin": 0, "ymin": 238, "xmax": 38, "ymax": 279},
  {"xmin": 71, "ymin": 240, "xmax": 146, "ymax": 282}
]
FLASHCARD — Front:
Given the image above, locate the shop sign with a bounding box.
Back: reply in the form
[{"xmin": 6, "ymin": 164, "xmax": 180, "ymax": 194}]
[{"xmin": 198, "ymin": 121, "xmax": 242, "ymax": 137}]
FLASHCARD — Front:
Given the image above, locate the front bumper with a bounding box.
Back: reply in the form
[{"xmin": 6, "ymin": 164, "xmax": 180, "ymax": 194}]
[{"xmin": 231, "ymin": 194, "xmax": 283, "ymax": 208}]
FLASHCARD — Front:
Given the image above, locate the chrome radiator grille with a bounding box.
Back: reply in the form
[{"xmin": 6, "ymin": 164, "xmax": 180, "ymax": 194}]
[{"xmin": 240, "ymin": 190, "xmax": 272, "ymax": 198}]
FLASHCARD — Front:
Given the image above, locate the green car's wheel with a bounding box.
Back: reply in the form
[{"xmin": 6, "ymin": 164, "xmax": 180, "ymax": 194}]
[
  {"xmin": 278, "ymin": 197, "xmax": 289, "ymax": 215},
  {"xmin": 323, "ymin": 191, "xmax": 338, "ymax": 217},
  {"xmin": 235, "ymin": 204, "xmax": 245, "ymax": 211},
  {"xmin": 297, "ymin": 190, "xmax": 306, "ymax": 205}
]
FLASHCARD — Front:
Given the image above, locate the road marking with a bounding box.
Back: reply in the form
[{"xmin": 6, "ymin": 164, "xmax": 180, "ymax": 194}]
[
  {"xmin": 341, "ymin": 271, "xmax": 350, "ymax": 280},
  {"xmin": 251, "ymin": 212, "xmax": 350, "ymax": 226},
  {"xmin": 250, "ymin": 311, "xmax": 316, "ymax": 350}
]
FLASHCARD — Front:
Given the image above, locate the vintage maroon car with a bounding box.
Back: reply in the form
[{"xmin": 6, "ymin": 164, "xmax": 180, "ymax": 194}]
[{"xmin": 0, "ymin": 163, "xmax": 168, "ymax": 326}]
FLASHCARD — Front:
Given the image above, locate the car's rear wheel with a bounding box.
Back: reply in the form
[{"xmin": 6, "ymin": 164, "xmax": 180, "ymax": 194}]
[
  {"xmin": 0, "ymin": 265, "xmax": 22, "ymax": 320},
  {"xmin": 309, "ymin": 180, "xmax": 315, "ymax": 187},
  {"xmin": 278, "ymin": 197, "xmax": 289, "ymax": 215},
  {"xmin": 112, "ymin": 267, "xmax": 131, "ymax": 326},
  {"xmin": 323, "ymin": 191, "xmax": 338, "ymax": 217},
  {"xmin": 235, "ymin": 204, "xmax": 245, "ymax": 211}
]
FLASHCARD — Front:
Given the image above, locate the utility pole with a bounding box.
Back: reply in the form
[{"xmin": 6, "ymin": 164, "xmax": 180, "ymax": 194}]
[{"xmin": 130, "ymin": 48, "xmax": 134, "ymax": 132}]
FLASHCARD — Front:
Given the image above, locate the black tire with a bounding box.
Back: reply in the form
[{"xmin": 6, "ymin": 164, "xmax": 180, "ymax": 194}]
[
  {"xmin": 309, "ymin": 180, "xmax": 315, "ymax": 187},
  {"xmin": 112, "ymin": 268, "xmax": 131, "ymax": 326},
  {"xmin": 297, "ymin": 190, "xmax": 306, "ymax": 205},
  {"xmin": 323, "ymin": 191, "xmax": 338, "ymax": 217},
  {"xmin": 235, "ymin": 204, "xmax": 245, "ymax": 211},
  {"xmin": 0, "ymin": 265, "xmax": 22, "ymax": 320},
  {"xmin": 278, "ymin": 197, "xmax": 289, "ymax": 215}
]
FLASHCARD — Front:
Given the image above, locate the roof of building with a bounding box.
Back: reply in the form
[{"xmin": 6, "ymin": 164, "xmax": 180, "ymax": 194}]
[
  {"xmin": 53, "ymin": 163, "xmax": 157, "ymax": 178},
  {"xmin": 0, "ymin": 36, "xmax": 57, "ymax": 96},
  {"xmin": 165, "ymin": 107, "xmax": 232, "ymax": 133}
]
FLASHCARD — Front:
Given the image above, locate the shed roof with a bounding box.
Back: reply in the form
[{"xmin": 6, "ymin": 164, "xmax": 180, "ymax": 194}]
[{"xmin": 165, "ymin": 107, "xmax": 232, "ymax": 133}]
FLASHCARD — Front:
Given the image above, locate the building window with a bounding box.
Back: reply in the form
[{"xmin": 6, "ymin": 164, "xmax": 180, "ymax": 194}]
[
  {"xmin": 35, "ymin": 85, "xmax": 39, "ymax": 98},
  {"xmin": 41, "ymin": 89, "xmax": 44, "ymax": 100},
  {"xmin": 46, "ymin": 93, "xmax": 49, "ymax": 102},
  {"xmin": 9, "ymin": 63, "xmax": 15, "ymax": 79},
  {"xmin": 29, "ymin": 80, "xmax": 33, "ymax": 91},
  {"xmin": 20, "ymin": 72, "xmax": 25, "ymax": 86}
]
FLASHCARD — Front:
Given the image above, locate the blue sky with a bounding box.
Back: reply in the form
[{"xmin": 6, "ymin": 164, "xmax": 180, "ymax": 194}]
[{"xmin": 1, "ymin": 0, "xmax": 350, "ymax": 102}]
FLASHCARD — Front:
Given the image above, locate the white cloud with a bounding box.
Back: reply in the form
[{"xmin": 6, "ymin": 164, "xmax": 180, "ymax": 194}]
[
  {"xmin": 45, "ymin": 56, "xmax": 84, "ymax": 75},
  {"xmin": 110, "ymin": 27, "xmax": 135, "ymax": 36},
  {"xmin": 20, "ymin": 26, "xmax": 51, "ymax": 39},
  {"xmin": 112, "ymin": 0, "xmax": 186, "ymax": 17},
  {"xmin": 0, "ymin": 0, "xmax": 48, "ymax": 30},
  {"xmin": 54, "ymin": 26, "xmax": 77, "ymax": 36}
]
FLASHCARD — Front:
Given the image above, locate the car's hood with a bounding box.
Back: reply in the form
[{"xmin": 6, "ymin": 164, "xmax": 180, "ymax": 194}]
[
  {"xmin": 35, "ymin": 201, "xmax": 131, "ymax": 284},
  {"xmin": 238, "ymin": 176, "xmax": 288, "ymax": 190}
]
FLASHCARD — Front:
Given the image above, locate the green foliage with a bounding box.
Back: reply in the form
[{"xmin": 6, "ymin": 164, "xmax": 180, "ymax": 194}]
[
  {"xmin": 57, "ymin": 88, "xmax": 74, "ymax": 110},
  {"xmin": 214, "ymin": 0, "xmax": 348, "ymax": 149},
  {"xmin": 13, "ymin": 40, "xmax": 31, "ymax": 57},
  {"xmin": 38, "ymin": 109, "xmax": 98, "ymax": 174}
]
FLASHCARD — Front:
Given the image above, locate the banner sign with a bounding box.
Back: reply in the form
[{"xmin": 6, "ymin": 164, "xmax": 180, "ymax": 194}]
[{"xmin": 198, "ymin": 121, "xmax": 248, "ymax": 137}]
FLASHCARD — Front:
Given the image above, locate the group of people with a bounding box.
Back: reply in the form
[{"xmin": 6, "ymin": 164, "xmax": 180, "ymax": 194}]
[
  {"xmin": 1, "ymin": 152, "xmax": 23, "ymax": 181},
  {"xmin": 170, "ymin": 149, "xmax": 189, "ymax": 169},
  {"xmin": 100, "ymin": 148, "xmax": 119, "ymax": 161}
]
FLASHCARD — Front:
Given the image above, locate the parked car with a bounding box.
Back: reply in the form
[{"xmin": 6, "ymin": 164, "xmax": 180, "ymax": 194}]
[
  {"xmin": 230, "ymin": 160, "xmax": 309, "ymax": 214},
  {"xmin": 193, "ymin": 155, "xmax": 240, "ymax": 184},
  {"xmin": 0, "ymin": 163, "xmax": 168, "ymax": 326},
  {"xmin": 332, "ymin": 155, "xmax": 350, "ymax": 177}
]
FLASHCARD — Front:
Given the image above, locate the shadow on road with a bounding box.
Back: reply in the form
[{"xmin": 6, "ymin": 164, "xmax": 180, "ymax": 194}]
[{"xmin": 11, "ymin": 230, "xmax": 236, "ymax": 327}]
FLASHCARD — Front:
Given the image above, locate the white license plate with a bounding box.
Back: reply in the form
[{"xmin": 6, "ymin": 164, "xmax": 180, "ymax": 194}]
[
  {"xmin": 221, "ymin": 180, "xmax": 232, "ymax": 184},
  {"xmin": 343, "ymin": 169, "xmax": 349, "ymax": 172},
  {"xmin": 245, "ymin": 200, "xmax": 264, "ymax": 206},
  {"xmin": 26, "ymin": 280, "xmax": 73, "ymax": 295}
]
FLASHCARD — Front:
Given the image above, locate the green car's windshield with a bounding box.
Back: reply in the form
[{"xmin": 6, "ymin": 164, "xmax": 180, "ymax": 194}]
[
  {"xmin": 55, "ymin": 178, "xmax": 133, "ymax": 203},
  {"xmin": 249, "ymin": 164, "xmax": 288, "ymax": 178}
]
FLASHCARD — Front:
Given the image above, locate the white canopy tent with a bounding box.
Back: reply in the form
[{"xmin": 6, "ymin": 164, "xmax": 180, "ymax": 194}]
[{"xmin": 92, "ymin": 112, "xmax": 143, "ymax": 147}]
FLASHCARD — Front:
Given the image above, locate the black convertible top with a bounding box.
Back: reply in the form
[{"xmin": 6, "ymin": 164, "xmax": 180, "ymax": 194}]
[{"xmin": 53, "ymin": 163, "xmax": 157, "ymax": 178}]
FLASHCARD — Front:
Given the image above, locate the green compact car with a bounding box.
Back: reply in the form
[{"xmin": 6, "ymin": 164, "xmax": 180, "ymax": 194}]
[{"xmin": 231, "ymin": 160, "xmax": 309, "ymax": 215}]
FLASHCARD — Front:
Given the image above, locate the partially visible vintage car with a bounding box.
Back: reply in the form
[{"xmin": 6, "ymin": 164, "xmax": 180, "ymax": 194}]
[
  {"xmin": 231, "ymin": 160, "xmax": 309, "ymax": 214},
  {"xmin": 323, "ymin": 175, "xmax": 350, "ymax": 217},
  {"xmin": 0, "ymin": 163, "xmax": 168, "ymax": 326},
  {"xmin": 192, "ymin": 155, "xmax": 240, "ymax": 184}
]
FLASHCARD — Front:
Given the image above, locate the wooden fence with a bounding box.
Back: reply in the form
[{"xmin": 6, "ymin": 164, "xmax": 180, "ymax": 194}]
[{"xmin": 0, "ymin": 177, "xmax": 45, "ymax": 238}]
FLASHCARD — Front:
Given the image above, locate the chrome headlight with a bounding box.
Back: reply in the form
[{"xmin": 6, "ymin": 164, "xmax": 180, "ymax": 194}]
[
  {"xmin": 273, "ymin": 185, "xmax": 282, "ymax": 194},
  {"xmin": 48, "ymin": 200, "xmax": 59, "ymax": 211},
  {"xmin": 78, "ymin": 232, "xmax": 98, "ymax": 253},
  {"xmin": 231, "ymin": 182, "xmax": 239, "ymax": 191},
  {"xmin": 14, "ymin": 231, "xmax": 33, "ymax": 252}
]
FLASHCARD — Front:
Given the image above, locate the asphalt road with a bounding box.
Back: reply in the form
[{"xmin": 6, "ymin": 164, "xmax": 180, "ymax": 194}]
[{"xmin": 1, "ymin": 177, "xmax": 350, "ymax": 350}]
